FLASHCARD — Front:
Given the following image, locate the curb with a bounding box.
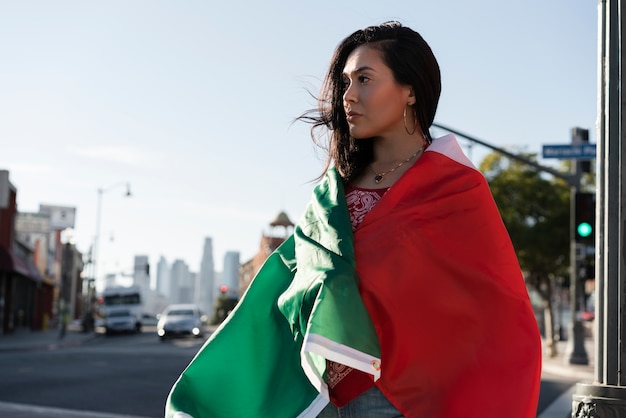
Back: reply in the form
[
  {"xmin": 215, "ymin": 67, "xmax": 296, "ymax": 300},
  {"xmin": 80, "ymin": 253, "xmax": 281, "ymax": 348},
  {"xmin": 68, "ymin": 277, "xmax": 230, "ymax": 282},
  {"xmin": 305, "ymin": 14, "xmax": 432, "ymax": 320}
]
[
  {"xmin": 0, "ymin": 400, "xmax": 152, "ymax": 418},
  {"xmin": 542, "ymin": 360, "xmax": 595, "ymax": 382},
  {"xmin": 0, "ymin": 332, "xmax": 102, "ymax": 353}
]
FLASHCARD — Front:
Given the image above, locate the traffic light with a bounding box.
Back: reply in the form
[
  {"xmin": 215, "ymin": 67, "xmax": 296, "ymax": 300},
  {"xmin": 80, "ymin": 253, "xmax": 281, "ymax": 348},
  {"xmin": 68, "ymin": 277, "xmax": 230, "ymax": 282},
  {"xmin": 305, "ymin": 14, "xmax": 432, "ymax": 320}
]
[
  {"xmin": 575, "ymin": 192, "xmax": 595, "ymax": 245},
  {"xmin": 571, "ymin": 127, "xmax": 591, "ymax": 173}
]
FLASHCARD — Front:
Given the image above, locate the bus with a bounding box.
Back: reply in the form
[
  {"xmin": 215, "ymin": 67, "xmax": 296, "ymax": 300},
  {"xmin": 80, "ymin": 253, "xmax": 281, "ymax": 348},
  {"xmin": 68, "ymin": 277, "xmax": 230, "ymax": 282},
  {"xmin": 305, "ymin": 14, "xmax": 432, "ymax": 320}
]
[{"xmin": 100, "ymin": 285, "xmax": 143, "ymax": 335}]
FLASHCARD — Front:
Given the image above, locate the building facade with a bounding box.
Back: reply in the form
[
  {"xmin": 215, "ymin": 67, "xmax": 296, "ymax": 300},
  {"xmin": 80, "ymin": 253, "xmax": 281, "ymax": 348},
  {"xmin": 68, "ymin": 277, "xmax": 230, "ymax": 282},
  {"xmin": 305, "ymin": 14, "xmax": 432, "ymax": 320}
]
[
  {"xmin": 0, "ymin": 171, "xmax": 66, "ymax": 335},
  {"xmin": 239, "ymin": 211, "xmax": 294, "ymax": 297}
]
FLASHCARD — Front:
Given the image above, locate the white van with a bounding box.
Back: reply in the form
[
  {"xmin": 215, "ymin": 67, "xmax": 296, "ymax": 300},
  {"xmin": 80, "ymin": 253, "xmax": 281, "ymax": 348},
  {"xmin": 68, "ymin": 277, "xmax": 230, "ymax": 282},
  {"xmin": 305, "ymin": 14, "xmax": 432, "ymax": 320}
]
[{"xmin": 101, "ymin": 286, "xmax": 143, "ymax": 335}]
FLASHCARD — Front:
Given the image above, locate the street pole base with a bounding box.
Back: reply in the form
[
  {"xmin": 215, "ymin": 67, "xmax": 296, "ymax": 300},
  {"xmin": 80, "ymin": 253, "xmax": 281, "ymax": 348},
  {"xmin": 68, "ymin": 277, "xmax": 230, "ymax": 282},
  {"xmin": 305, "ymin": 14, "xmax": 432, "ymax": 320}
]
[
  {"xmin": 568, "ymin": 352, "xmax": 590, "ymax": 365},
  {"xmin": 573, "ymin": 383, "xmax": 626, "ymax": 417},
  {"xmin": 567, "ymin": 322, "xmax": 589, "ymax": 365}
]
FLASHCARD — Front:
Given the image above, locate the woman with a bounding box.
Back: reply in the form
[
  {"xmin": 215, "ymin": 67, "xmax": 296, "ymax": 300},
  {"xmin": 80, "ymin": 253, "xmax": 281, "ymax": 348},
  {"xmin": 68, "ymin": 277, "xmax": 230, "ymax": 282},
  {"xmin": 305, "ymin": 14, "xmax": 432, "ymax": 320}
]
[{"xmin": 165, "ymin": 22, "xmax": 541, "ymax": 418}]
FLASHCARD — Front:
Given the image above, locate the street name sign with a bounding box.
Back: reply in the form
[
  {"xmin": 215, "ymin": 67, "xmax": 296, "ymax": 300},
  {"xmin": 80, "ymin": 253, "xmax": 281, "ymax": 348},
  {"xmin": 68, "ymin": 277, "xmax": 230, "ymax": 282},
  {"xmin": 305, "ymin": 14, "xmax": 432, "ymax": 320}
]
[{"xmin": 542, "ymin": 144, "xmax": 597, "ymax": 159}]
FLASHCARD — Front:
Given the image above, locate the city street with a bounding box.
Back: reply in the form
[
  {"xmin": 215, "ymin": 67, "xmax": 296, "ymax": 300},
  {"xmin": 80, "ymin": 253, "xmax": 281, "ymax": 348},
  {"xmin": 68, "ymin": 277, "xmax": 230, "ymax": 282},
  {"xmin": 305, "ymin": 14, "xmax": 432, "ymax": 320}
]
[
  {"xmin": 539, "ymin": 370, "xmax": 588, "ymax": 417},
  {"xmin": 0, "ymin": 325, "xmax": 595, "ymax": 418},
  {"xmin": 0, "ymin": 326, "xmax": 206, "ymax": 417}
]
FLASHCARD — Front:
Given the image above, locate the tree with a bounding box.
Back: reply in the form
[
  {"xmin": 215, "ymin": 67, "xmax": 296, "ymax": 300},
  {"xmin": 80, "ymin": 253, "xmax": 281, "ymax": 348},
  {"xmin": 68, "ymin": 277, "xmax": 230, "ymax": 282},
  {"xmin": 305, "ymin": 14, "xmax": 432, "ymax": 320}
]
[{"xmin": 480, "ymin": 152, "xmax": 570, "ymax": 356}]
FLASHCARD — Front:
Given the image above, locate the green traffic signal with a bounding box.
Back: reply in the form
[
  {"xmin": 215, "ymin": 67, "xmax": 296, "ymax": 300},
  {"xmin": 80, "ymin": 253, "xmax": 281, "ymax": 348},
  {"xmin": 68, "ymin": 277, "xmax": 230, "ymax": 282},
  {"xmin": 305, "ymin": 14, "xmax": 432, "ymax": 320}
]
[
  {"xmin": 575, "ymin": 192, "xmax": 595, "ymax": 243},
  {"xmin": 577, "ymin": 222, "xmax": 593, "ymax": 238}
]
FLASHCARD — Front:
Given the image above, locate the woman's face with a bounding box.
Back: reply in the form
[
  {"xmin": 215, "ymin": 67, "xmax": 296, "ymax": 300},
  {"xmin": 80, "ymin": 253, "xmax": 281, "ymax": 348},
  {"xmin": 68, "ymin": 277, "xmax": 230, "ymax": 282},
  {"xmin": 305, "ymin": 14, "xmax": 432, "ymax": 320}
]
[{"xmin": 342, "ymin": 45, "xmax": 413, "ymax": 140}]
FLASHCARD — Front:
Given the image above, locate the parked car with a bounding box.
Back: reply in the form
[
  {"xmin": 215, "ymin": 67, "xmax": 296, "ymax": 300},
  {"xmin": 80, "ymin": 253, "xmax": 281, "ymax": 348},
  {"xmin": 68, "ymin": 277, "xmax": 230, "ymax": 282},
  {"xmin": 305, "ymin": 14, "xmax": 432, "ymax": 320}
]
[
  {"xmin": 157, "ymin": 304, "xmax": 205, "ymax": 341},
  {"xmin": 104, "ymin": 308, "xmax": 141, "ymax": 335}
]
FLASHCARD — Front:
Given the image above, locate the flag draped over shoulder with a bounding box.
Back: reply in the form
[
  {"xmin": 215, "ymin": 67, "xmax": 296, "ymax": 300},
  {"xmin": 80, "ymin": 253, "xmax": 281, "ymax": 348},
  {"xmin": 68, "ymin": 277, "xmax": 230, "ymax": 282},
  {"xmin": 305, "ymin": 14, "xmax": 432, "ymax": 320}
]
[
  {"xmin": 354, "ymin": 134, "xmax": 542, "ymax": 417},
  {"xmin": 165, "ymin": 163, "xmax": 379, "ymax": 418},
  {"xmin": 165, "ymin": 133, "xmax": 542, "ymax": 418}
]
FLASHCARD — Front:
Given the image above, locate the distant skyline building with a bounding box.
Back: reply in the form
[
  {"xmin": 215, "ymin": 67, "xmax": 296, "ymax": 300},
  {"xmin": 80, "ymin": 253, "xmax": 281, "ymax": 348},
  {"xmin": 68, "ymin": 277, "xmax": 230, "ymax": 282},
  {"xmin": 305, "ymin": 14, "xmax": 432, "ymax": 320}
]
[
  {"xmin": 133, "ymin": 255, "xmax": 150, "ymax": 293},
  {"xmin": 170, "ymin": 259, "xmax": 190, "ymax": 304},
  {"xmin": 222, "ymin": 251, "xmax": 240, "ymax": 297},
  {"xmin": 196, "ymin": 237, "xmax": 215, "ymax": 315},
  {"xmin": 156, "ymin": 256, "xmax": 169, "ymax": 297},
  {"xmin": 181, "ymin": 272, "xmax": 196, "ymax": 304},
  {"xmin": 124, "ymin": 238, "xmax": 246, "ymax": 312}
]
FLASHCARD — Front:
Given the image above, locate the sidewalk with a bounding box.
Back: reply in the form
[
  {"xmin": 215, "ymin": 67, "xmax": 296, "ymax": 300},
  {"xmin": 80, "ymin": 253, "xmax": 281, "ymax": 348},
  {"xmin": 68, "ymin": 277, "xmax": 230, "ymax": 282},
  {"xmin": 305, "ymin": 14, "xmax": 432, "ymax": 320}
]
[
  {"xmin": 541, "ymin": 337, "xmax": 595, "ymax": 382},
  {"xmin": 0, "ymin": 321, "xmax": 101, "ymax": 352}
]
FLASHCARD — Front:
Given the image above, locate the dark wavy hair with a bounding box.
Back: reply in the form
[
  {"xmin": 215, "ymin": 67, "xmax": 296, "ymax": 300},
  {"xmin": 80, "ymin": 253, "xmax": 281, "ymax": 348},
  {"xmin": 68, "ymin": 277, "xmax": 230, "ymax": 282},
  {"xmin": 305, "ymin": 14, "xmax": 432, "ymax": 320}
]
[{"xmin": 300, "ymin": 21, "xmax": 441, "ymax": 182}]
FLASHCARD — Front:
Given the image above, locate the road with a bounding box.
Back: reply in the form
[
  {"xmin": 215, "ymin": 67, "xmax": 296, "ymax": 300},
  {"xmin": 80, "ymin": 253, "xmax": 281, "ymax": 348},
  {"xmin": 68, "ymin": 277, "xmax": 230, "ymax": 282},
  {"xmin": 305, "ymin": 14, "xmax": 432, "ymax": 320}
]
[
  {"xmin": 0, "ymin": 327, "xmax": 205, "ymax": 417},
  {"xmin": 538, "ymin": 370, "xmax": 582, "ymax": 417},
  {"xmin": 0, "ymin": 326, "xmax": 589, "ymax": 417}
]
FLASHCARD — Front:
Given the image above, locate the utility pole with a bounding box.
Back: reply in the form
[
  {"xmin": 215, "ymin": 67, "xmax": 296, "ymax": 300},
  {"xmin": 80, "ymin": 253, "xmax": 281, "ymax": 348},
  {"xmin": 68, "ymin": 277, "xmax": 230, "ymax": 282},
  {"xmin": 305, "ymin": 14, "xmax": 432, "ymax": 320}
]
[
  {"xmin": 572, "ymin": 0, "xmax": 626, "ymax": 414},
  {"xmin": 566, "ymin": 129, "xmax": 589, "ymax": 366}
]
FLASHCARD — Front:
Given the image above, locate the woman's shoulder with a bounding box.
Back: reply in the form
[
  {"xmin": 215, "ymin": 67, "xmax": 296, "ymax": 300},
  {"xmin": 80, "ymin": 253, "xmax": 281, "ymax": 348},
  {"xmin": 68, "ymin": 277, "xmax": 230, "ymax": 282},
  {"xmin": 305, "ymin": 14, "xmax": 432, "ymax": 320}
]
[{"xmin": 426, "ymin": 133, "xmax": 476, "ymax": 170}]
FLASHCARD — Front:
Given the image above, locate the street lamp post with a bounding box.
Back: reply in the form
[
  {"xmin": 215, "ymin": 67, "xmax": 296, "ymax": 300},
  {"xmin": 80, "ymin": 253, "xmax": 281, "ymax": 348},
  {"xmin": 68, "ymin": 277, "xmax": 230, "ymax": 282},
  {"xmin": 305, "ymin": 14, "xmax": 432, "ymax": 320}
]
[
  {"xmin": 572, "ymin": 1, "xmax": 626, "ymax": 414},
  {"xmin": 92, "ymin": 182, "xmax": 132, "ymax": 292}
]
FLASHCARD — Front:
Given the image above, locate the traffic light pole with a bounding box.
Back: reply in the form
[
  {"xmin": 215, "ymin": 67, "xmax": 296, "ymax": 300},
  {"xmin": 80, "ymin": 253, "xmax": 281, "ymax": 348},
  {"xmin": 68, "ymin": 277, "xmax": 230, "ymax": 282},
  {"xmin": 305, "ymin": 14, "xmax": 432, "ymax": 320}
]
[
  {"xmin": 572, "ymin": 0, "xmax": 626, "ymax": 414},
  {"xmin": 566, "ymin": 161, "xmax": 589, "ymax": 365}
]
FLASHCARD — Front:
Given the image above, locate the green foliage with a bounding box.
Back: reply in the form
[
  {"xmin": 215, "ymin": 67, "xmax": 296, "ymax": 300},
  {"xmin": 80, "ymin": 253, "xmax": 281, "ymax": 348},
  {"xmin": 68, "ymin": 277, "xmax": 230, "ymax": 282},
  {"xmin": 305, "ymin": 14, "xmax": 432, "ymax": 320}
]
[
  {"xmin": 479, "ymin": 152, "xmax": 570, "ymax": 293},
  {"xmin": 211, "ymin": 294, "xmax": 239, "ymax": 325}
]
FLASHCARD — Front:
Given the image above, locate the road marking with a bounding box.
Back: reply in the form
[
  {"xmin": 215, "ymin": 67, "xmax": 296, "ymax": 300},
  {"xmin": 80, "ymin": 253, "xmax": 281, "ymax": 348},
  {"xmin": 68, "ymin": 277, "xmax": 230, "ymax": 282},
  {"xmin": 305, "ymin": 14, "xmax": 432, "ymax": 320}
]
[
  {"xmin": 0, "ymin": 401, "xmax": 152, "ymax": 418},
  {"xmin": 537, "ymin": 384, "xmax": 575, "ymax": 418}
]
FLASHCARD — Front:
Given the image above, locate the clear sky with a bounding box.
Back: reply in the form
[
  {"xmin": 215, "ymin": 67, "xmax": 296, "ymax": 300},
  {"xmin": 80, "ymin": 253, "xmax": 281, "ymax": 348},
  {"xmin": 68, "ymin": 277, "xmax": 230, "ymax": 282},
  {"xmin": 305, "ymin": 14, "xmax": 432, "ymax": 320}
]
[{"xmin": 0, "ymin": 1, "xmax": 598, "ymax": 291}]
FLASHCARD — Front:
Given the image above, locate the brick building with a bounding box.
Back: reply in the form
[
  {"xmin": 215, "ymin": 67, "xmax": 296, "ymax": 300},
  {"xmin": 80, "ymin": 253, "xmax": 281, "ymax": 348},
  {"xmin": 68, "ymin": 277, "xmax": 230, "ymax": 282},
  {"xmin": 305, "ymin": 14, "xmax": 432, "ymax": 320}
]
[{"xmin": 239, "ymin": 211, "xmax": 294, "ymax": 297}]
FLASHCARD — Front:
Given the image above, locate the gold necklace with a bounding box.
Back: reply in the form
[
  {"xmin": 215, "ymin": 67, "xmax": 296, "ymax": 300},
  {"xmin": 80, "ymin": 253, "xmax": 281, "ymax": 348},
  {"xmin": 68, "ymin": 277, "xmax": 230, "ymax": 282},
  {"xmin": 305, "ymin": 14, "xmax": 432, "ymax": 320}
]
[{"xmin": 369, "ymin": 146, "xmax": 424, "ymax": 184}]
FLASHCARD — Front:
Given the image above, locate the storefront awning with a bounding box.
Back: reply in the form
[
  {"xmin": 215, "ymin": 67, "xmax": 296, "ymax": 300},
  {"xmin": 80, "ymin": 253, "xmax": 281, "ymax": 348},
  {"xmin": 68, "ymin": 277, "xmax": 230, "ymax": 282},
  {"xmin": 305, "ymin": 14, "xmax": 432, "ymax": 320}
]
[{"xmin": 0, "ymin": 246, "xmax": 43, "ymax": 283}]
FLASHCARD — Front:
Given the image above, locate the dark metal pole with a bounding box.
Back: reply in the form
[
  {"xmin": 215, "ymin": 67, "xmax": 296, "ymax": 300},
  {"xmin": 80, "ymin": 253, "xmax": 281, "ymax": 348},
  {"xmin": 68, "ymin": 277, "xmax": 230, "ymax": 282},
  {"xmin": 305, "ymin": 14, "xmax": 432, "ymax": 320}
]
[
  {"xmin": 566, "ymin": 154, "xmax": 588, "ymax": 365},
  {"xmin": 572, "ymin": 0, "xmax": 626, "ymax": 414}
]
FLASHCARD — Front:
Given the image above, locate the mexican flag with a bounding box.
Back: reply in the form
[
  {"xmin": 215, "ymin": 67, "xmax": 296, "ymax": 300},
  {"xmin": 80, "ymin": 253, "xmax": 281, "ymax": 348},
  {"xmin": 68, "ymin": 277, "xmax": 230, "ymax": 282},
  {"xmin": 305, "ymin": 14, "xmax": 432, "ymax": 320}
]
[{"xmin": 165, "ymin": 134, "xmax": 542, "ymax": 418}]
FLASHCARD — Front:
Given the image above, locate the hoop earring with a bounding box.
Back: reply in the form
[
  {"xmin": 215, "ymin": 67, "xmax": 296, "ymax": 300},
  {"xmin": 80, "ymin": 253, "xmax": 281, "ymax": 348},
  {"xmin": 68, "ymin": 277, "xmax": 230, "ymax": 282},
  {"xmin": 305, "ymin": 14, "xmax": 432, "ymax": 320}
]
[{"xmin": 403, "ymin": 105, "xmax": 417, "ymax": 135}]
